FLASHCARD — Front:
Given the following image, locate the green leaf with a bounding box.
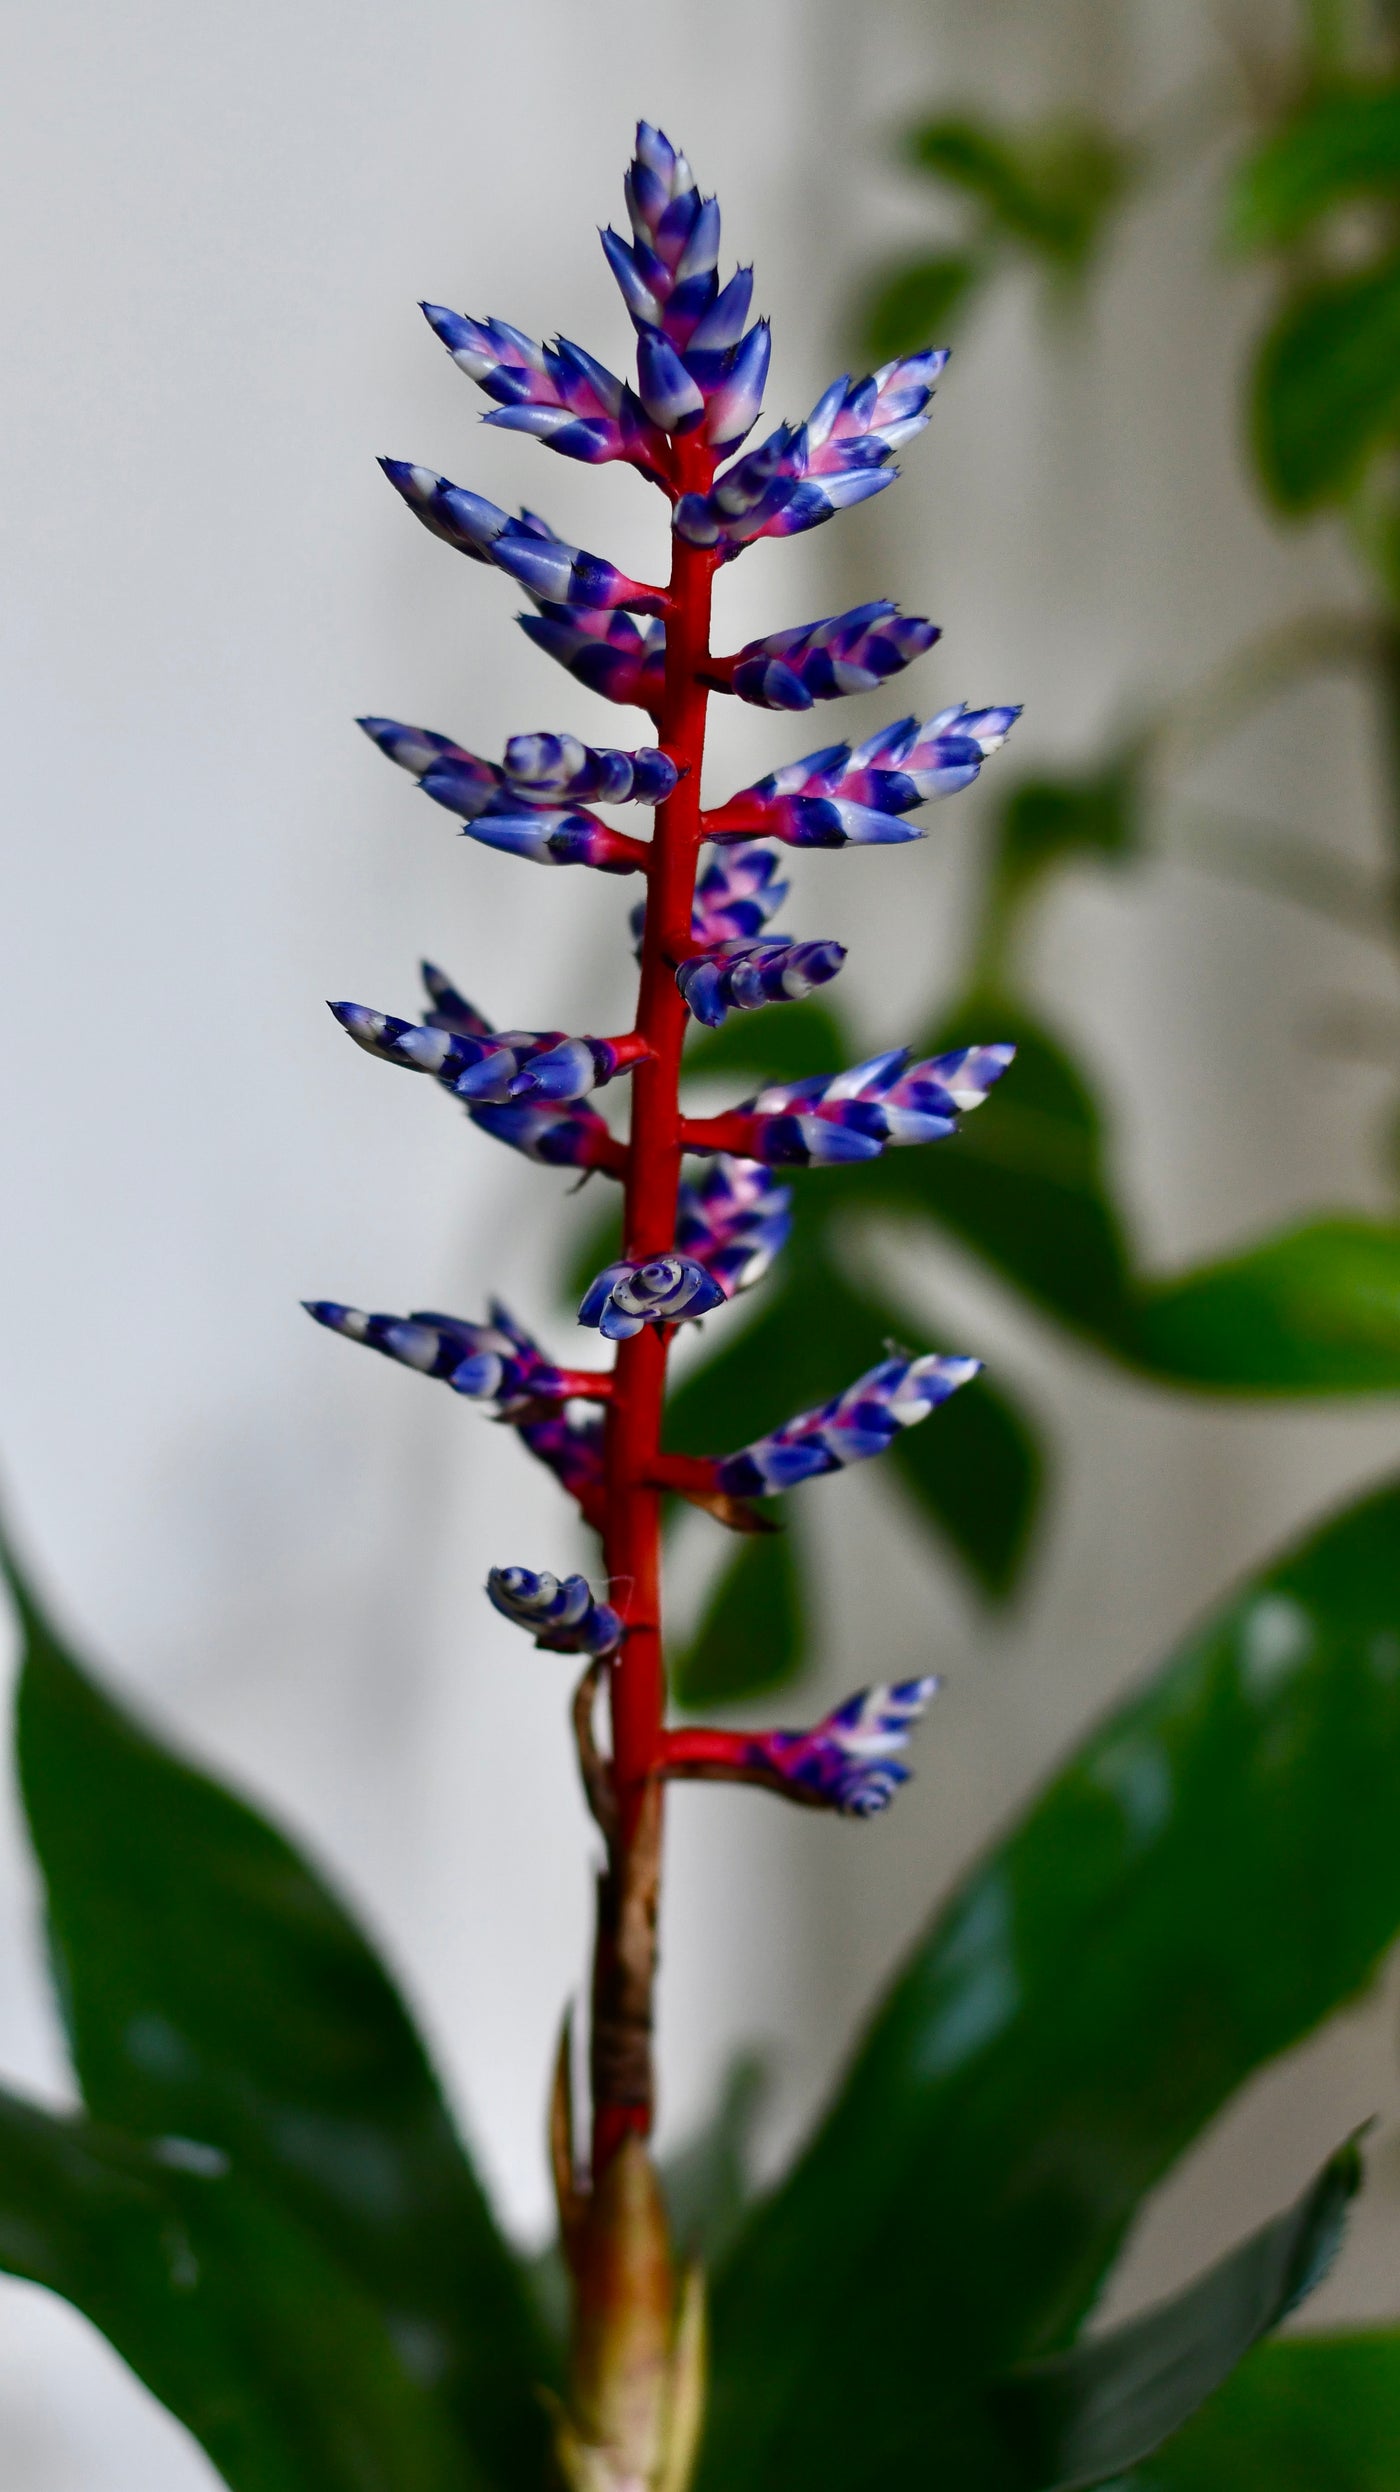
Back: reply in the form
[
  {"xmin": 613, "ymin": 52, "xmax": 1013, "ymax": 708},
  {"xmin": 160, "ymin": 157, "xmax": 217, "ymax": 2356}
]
[
  {"xmin": 1229, "ymin": 83, "xmax": 1400, "ymax": 250},
  {"xmin": 700, "ymin": 1476, "xmax": 1400, "ymax": 2492},
  {"xmin": 1131, "ymin": 2330, "xmax": 1400, "ymax": 2490},
  {"xmin": 0, "ymin": 2081, "xmax": 473, "ymax": 2492},
  {"xmin": 673, "ymin": 1525, "xmax": 807, "ymax": 1708},
  {"xmin": 858, "ymin": 253, "xmax": 983, "ymax": 362},
  {"xmin": 991, "ymin": 2139, "xmax": 1360, "ymax": 2490},
  {"xmin": 904, "ymin": 114, "xmax": 1132, "ymax": 268},
  {"xmin": 2, "ymin": 1527, "xmax": 551, "ymax": 2491},
  {"xmin": 1134, "ymin": 1216, "xmax": 1400, "ymax": 1390},
  {"xmin": 1252, "ymin": 252, "xmax": 1400, "ymax": 512}
]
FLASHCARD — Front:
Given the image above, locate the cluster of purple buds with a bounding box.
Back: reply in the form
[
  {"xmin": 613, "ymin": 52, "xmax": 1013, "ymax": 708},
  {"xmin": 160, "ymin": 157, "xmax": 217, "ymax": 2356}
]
[
  {"xmin": 712, "ymin": 1353, "xmax": 981, "ymax": 1496},
  {"xmin": 303, "ymin": 1300, "xmax": 606, "ymax": 1521},
  {"xmin": 579, "ymin": 1255, "xmax": 726, "ymax": 1342},
  {"xmin": 668, "ymin": 1679, "xmax": 942, "ymax": 1816},
  {"xmin": 689, "ymin": 1042, "xmax": 1015, "ymax": 1168},
  {"xmin": 420, "ymin": 304, "xmax": 668, "ymax": 481},
  {"xmin": 720, "ymin": 602, "xmax": 940, "ymax": 711},
  {"xmin": 630, "ymin": 842, "xmax": 787, "ymax": 963},
  {"xmin": 358, "ymin": 965, "xmax": 627, "ymax": 1177},
  {"xmin": 358, "ymin": 715, "xmax": 658, "ymax": 874},
  {"xmin": 676, "ymin": 934, "xmax": 847, "ymax": 1028},
  {"xmin": 602, "ymin": 122, "xmax": 771, "ymax": 456},
  {"xmin": 674, "ymin": 1157, "xmax": 793, "ymax": 1300},
  {"xmin": 705, "ymin": 705, "xmax": 1022, "ymax": 849},
  {"xmin": 487, "ymin": 1567, "xmax": 623, "ymax": 1658},
  {"xmin": 329, "ymin": 1000, "xmax": 647, "ymax": 1108},
  {"xmin": 379, "ymin": 468, "xmax": 665, "ymax": 616},
  {"xmin": 673, "ymin": 353, "xmax": 947, "ymax": 553},
  {"xmin": 754, "ymin": 1678, "xmax": 943, "ymax": 1815}
]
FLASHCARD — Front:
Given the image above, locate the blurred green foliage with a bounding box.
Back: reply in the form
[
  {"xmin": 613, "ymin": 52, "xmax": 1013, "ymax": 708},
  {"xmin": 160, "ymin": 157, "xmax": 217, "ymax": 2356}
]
[{"xmin": 6, "ymin": 1465, "xmax": 1400, "ymax": 2488}]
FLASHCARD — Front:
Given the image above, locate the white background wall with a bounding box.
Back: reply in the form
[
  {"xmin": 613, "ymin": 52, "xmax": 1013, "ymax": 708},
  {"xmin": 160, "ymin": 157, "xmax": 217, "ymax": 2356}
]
[{"xmin": 1, "ymin": 3, "xmax": 1397, "ymax": 2483}]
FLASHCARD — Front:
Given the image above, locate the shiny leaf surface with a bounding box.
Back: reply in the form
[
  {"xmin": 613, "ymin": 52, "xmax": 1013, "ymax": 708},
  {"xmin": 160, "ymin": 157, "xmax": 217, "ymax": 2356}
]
[
  {"xmin": 992, "ymin": 2138, "xmax": 1360, "ymax": 2490},
  {"xmin": 1252, "ymin": 253, "xmax": 1400, "ymax": 511},
  {"xmin": 1129, "ymin": 2330, "xmax": 1400, "ymax": 2491},
  {"xmin": 699, "ymin": 1478, "xmax": 1400, "ymax": 2492},
  {"xmin": 2, "ymin": 1527, "xmax": 551, "ymax": 2490},
  {"xmin": 1229, "ymin": 82, "xmax": 1400, "ymax": 249},
  {"xmin": 0, "ymin": 2082, "xmax": 474, "ymax": 2492}
]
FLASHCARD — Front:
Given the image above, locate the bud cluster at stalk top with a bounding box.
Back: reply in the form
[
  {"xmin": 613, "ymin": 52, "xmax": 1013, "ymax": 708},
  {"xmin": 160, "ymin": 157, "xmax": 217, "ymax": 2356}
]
[{"xmin": 308, "ymin": 121, "xmax": 1020, "ymax": 1819}]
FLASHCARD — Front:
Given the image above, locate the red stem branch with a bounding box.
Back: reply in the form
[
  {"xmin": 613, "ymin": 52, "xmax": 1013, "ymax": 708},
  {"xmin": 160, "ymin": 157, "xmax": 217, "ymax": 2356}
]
[{"xmin": 590, "ymin": 437, "xmax": 720, "ymax": 2179}]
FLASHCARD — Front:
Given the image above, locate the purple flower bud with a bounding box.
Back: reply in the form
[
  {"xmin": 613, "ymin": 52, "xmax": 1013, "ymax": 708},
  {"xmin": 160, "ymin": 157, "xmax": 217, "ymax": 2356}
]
[
  {"xmin": 469, "ymin": 1098, "xmax": 625, "ymax": 1175},
  {"xmin": 690, "ymin": 844, "xmax": 789, "ymax": 945},
  {"xmin": 579, "ymin": 1255, "xmax": 725, "ymax": 1342},
  {"xmin": 637, "ymin": 330, "xmax": 706, "ymax": 433},
  {"xmin": 517, "ymin": 605, "xmax": 667, "ymax": 711},
  {"xmin": 487, "ymin": 1566, "xmax": 623, "ymax": 1657},
  {"xmin": 703, "ymin": 321, "xmax": 770, "ymax": 451},
  {"xmin": 712, "ymin": 1352, "xmax": 980, "ymax": 1496},
  {"xmin": 676, "ymin": 935, "xmax": 846, "ymax": 1028},
  {"xmin": 489, "ymin": 525, "xmax": 666, "ymax": 615},
  {"xmin": 674, "ymin": 1158, "xmax": 792, "ymax": 1299},
  {"xmin": 727, "ymin": 604, "xmax": 940, "ymax": 710},
  {"xmin": 379, "ymin": 461, "xmax": 513, "ymax": 560},
  {"xmin": 752, "ymin": 1678, "xmax": 942, "ymax": 1815},
  {"xmin": 688, "ymin": 267, "xmax": 753, "ymax": 354}
]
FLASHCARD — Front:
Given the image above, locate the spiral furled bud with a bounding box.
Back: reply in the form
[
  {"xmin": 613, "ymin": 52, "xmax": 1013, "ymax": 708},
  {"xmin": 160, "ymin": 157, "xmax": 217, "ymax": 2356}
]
[
  {"xmin": 705, "ymin": 706, "xmax": 1021, "ymax": 847},
  {"xmin": 674, "ymin": 1158, "xmax": 792, "ymax": 1299},
  {"xmin": 676, "ymin": 935, "xmax": 847, "ymax": 1027},
  {"xmin": 579, "ymin": 1256, "xmax": 726, "ymax": 1342},
  {"xmin": 727, "ymin": 603, "xmax": 939, "ymax": 711},
  {"xmin": 688, "ymin": 1042, "xmax": 1015, "ymax": 1167},
  {"xmin": 714, "ymin": 1352, "xmax": 981, "ymax": 1496},
  {"xmin": 487, "ymin": 1567, "xmax": 623, "ymax": 1657},
  {"xmin": 674, "ymin": 354, "xmax": 948, "ymax": 553}
]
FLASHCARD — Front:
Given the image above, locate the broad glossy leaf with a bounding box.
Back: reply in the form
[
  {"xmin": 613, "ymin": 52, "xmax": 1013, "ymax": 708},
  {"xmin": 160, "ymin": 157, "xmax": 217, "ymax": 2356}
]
[
  {"xmin": 2, "ymin": 1528, "xmax": 552, "ymax": 2489},
  {"xmin": 1135, "ymin": 1215, "xmax": 1400, "ymax": 1390},
  {"xmin": 858, "ymin": 253, "xmax": 983, "ymax": 361},
  {"xmin": 0, "ymin": 2081, "xmax": 472, "ymax": 2492},
  {"xmin": 1229, "ymin": 83, "xmax": 1400, "ymax": 249},
  {"xmin": 1252, "ymin": 253, "xmax": 1400, "ymax": 511},
  {"xmin": 673, "ymin": 1524, "xmax": 806, "ymax": 1708},
  {"xmin": 700, "ymin": 1477, "xmax": 1400, "ymax": 2492},
  {"xmin": 904, "ymin": 113, "xmax": 1131, "ymax": 266},
  {"xmin": 992, "ymin": 2139, "xmax": 1360, "ymax": 2490},
  {"xmin": 1131, "ymin": 2330, "xmax": 1400, "ymax": 2491}
]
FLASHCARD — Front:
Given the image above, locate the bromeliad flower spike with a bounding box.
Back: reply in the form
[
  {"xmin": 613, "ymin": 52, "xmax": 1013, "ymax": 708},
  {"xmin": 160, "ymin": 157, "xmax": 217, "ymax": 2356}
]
[{"xmin": 311, "ymin": 120, "xmax": 1018, "ymax": 2492}]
